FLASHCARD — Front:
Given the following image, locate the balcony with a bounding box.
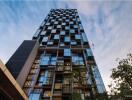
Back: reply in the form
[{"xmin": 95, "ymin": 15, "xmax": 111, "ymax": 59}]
[
  {"xmin": 56, "ymin": 66, "xmax": 64, "ymax": 72},
  {"xmin": 54, "ymin": 83, "xmax": 62, "ymax": 90},
  {"xmin": 43, "ymin": 91, "xmax": 51, "ymax": 99},
  {"xmin": 62, "ymin": 85, "xmax": 72, "ymax": 94}
]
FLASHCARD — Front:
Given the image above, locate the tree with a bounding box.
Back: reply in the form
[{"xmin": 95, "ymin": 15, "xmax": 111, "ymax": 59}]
[{"xmin": 109, "ymin": 53, "xmax": 132, "ymax": 99}]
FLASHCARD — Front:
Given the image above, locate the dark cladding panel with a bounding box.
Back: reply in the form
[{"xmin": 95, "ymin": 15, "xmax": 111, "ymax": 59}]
[{"xmin": 6, "ymin": 40, "xmax": 36, "ymax": 79}]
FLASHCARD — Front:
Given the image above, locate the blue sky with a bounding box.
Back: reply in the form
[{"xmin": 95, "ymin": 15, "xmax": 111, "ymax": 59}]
[{"xmin": 0, "ymin": 0, "xmax": 132, "ymax": 92}]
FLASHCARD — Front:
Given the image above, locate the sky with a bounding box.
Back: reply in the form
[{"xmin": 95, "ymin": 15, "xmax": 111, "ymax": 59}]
[{"xmin": 0, "ymin": 0, "xmax": 132, "ymax": 92}]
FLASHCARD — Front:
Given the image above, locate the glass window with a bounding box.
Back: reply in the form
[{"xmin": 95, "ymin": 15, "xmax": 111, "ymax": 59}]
[
  {"xmin": 58, "ymin": 18, "xmax": 62, "ymax": 21},
  {"xmin": 71, "ymin": 41, "xmax": 77, "ymax": 45},
  {"xmin": 66, "ymin": 19, "xmax": 69, "ymax": 22},
  {"xmin": 70, "ymin": 29, "xmax": 75, "ymax": 34},
  {"xmin": 54, "ymin": 34, "xmax": 59, "ymax": 40},
  {"xmin": 62, "ymin": 22, "xmax": 66, "ymax": 26},
  {"xmin": 97, "ymin": 85, "xmax": 105, "ymax": 93},
  {"xmin": 54, "ymin": 21, "xmax": 58, "ymax": 25},
  {"xmin": 74, "ymin": 25, "xmax": 78, "ymax": 29},
  {"xmin": 65, "ymin": 26, "xmax": 69, "ymax": 30},
  {"xmin": 86, "ymin": 49, "xmax": 93, "ymax": 56},
  {"xmin": 29, "ymin": 93, "xmax": 40, "ymax": 100},
  {"xmin": 50, "ymin": 56, "xmax": 57, "ymax": 65},
  {"xmin": 64, "ymin": 36, "xmax": 70, "ymax": 42},
  {"xmin": 48, "ymin": 26, "xmax": 52, "ymax": 30},
  {"xmin": 40, "ymin": 31, "xmax": 46, "ymax": 36},
  {"xmin": 38, "ymin": 71, "xmax": 48, "ymax": 85},
  {"xmin": 47, "ymin": 41, "xmax": 53, "ymax": 45},
  {"xmin": 64, "ymin": 49, "xmax": 71, "ymax": 57},
  {"xmin": 63, "ymin": 16, "xmax": 66, "ymax": 19},
  {"xmin": 79, "ymin": 24, "xmax": 83, "ymax": 29},
  {"xmin": 82, "ymin": 33, "xmax": 88, "ymax": 42},
  {"xmin": 51, "ymin": 29, "xmax": 56, "ymax": 34},
  {"xmin": 92, "ymin": 66, "xmax": 106, "ymax": 93},
  {"xmin": 86, "ymin": 72, "xmax": 92, "ymax": 85},
  {"xmin": 60, "ymin": 31, "xmax": 65, "ymax": 35},
  {"xmin": 33, "ymin": 29, "xmax": 41, "ymax": 39},
  {"xmin": 75, "ymin": 35, "xmax": 81, "ymax": 40},
  {"xmin": 39, "ymin": 75, "xmax": 45, "ymax": 83},
  {"xmin": 42, "ymin": 37, "xmax": 48, "ymax": 42},
  {"xmin": 40, "ymin": 54, "xmax": 57, "ymax": 66},
  {"xmin": 57, "ymin": 25, "xmax": 61, "ymax": 29},
  {"xmin": 40, "ymin": 55, "xmax": 50, "ymax": 66},
  {"xmin": 51, "ymin": 19, "xmax": 55, "ymax": 22},
  {"xmin": 69, "ymin": 21, "xmax": 74, "ymax": 25},
  {"xmin": 60, "ymin": 42, "xmax": 65, "ymax": 47},
  {"xmin": 72, "ymin": 55, "xmax": 84, "ymax": 65},
  {"xmin": 77, "ymin": 18, "xmax": 80, "ymax": 22},
  {"xmin": 46, "ymin": 22, "xmax": 50, "ymax": 26}
]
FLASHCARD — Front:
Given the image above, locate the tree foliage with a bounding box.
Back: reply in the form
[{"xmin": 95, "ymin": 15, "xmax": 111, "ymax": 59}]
[{"xmin": 109, "ymin": 53, "xmax": 132, "ymax": 99}]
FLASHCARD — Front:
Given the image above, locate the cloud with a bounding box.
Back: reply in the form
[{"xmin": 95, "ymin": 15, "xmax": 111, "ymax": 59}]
[{"xmin": 0, "ymin": 0, "xmax": 132, "ymax": 92}]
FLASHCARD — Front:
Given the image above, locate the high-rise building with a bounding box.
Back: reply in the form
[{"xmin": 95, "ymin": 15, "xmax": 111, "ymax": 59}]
[{"xmin": 6, "ymin": 9, "xmax": 106, "ymax": 100}]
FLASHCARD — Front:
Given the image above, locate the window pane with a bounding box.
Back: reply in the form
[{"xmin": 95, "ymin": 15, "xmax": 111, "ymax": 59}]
[
  {"xmin": 48, "ymin": 26, "xmax": 52, "ymax": 30},
  {"xmin": 51, "ymin": 29, "xmax": 56, "ymax": 34},
  {"xmin": 60, "ymin": 31, "xmax": 65, "ymax": 35},
  {"xmin": 42, "ymin": 37, "xmax": 48, "ymax": 42},
  {"xmin": 50, "ymin": 56, "xmax": 57, "ymax": 65},
  {"xmin": 54, "ymin": 21, "xmax": 58, "ymax": 25},
  {"xmin": 64, "ymin": 37, "xmax": 70, "ymax": 42},
  {"xmin": 70, "ymin": 29, "xmax": 75, "ymax": 34},
  {"xmin": 57, "ymin": 25, "xmax": 61, "ymax": 29},
  {"xmin": 72, "ymin": 55, "xmax": 84, "ymax": 65},
  {"xmin": 33, "ymin": 29, "xmax": 41, "ymax": 39},
  {"xmin": 29, "ymin": 93, "xmax": 40, "ymax": 100},
  {"xmin": 60, "ymin": 42, "xmax": 64, "ymax": 47},
  {"xmin": 40, "ymin": 55, "xmax": 50, "ymax": 66},
  {"xmin": 92, "ymin": 66, "xmax": 106, "ymax": 93},
  {"xmin": 38, "ymin": 71, "xmax": 48, "ymax": 85},
  {"xmin": 62, "ymin": 22, "xmax": 66, "ymax": 26},
  {"xmin": 65, "ymin": 26, "xmax": 69, "ymax": 30},
  {"xmin": 71, "ymin": 41, "xmax": 77, "ymax": 45},
  {"xmin": 64, "ymin": 49, "xmax": 71, "ymax": 57},
  {"xmin": 47, "ymin": 41, "xmax": 53, "ymax": 45},
  {"xmin": 40, "ymin": 31, "xmax": 46, "ymax": 36},
  {"xmin": 75, "ymin": 35, "xmax": 81, "ymax": 40},
  {"xmin": 74, "ymin": 25, "xmax": 78, "ymax": 29},
  {"xmin": 82, "ymin": 32, "xmax": 88, "ymax": 42},
  {"xmin": 54, "ymin": 34, "xmax": 59, "ymax": 40},
  {"xmin": 86, "ymin": 49, "xmax": 93, "ymax": 56}
]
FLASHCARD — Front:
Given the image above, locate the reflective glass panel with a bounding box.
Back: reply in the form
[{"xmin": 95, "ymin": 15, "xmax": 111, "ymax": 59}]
[{"xmin": 64, "ymin": 49, "xmax": 71, "ymax": 57}]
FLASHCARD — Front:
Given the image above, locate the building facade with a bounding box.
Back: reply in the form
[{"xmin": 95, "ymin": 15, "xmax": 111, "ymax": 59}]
[{"xmin": 6, "ymin": 9, "xmax": 106, "ymax": 100}]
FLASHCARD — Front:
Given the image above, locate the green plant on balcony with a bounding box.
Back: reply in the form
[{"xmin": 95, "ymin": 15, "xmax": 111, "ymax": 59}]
[{"xmin": 72, "ymin": 93, "xmax": 82, "ymax": 100}]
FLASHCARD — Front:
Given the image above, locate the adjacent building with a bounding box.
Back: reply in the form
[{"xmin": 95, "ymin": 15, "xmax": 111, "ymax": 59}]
[
  {"xmin": 0, "ymin": 60, "xmax": 28, "ymax": 100},
  {"xmin": 5, "ymin": 9, "xmax": 106, "ymax": 100}
]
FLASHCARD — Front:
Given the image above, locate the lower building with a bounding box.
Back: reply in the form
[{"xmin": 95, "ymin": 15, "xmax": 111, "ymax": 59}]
[{"xmin": 0, "ymin": 60, "xmax": 27, "ymax": 100}]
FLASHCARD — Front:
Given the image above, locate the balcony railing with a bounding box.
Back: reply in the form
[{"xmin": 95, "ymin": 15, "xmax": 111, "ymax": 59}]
[{"xmin": 62, "ymin": 84, "xmax": 72, "ymax": 94}]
